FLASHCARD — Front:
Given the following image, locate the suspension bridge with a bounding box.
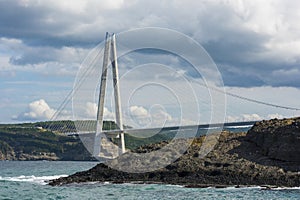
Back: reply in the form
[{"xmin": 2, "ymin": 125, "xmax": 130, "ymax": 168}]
[{"xmin": 47, "ymin": 32, "xmax": 300, "ymax": 159}]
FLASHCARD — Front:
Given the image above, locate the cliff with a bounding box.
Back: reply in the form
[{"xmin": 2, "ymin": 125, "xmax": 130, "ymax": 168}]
[
  {"xmin": 246, "ymin": 117, "xmax": 300, "ymax": 163},
  {"xmin": 49, "ymin": 117, "xmax": 300, "ymax": 187}
]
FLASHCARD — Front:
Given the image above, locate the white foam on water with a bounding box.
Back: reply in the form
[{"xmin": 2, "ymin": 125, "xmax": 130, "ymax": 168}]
[
  {"xmin": 269, "ymin": 187, "xmax": 300, "ymax": 190},
  {"xmin": 220, "ymin": 186, "xmax": 262, "ymax": 190},
  {"xmin": 0, "ymin": 174, "xmax": 68, "ymax": 185},
  {"xmin": 219, "ymin": 186, "xmax": 300, "ymax": 190}
]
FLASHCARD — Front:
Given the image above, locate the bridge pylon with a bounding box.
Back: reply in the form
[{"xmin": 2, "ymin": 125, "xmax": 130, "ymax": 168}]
[{"xmin": 93, "ymin": 32, "xmax": 125, "ymax": 159}]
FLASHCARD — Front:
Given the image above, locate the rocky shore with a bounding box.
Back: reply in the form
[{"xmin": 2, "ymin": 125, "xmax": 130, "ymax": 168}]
[{"xmin": 49, "ymin": 117, "xmax": 300, "ymax": 188}]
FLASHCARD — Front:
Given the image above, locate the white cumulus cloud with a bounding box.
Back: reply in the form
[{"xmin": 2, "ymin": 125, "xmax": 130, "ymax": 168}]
[
  {"xmin": 267, "ymin": 113, "xmax": 284, "ymax": 119},
  {"xmin": 128, "ymin": 106, "xmax": 151, "ymax": 127},
  {"xmin": 226, "ymin": 112, "xmax": 287, "ymax": 122},
  {"xmin": 14, "ymin": 99, "xmax": 56, "ymax": 121},
  {"xmin": 127, "ymin": 105, "xmax": 179, "ymax": 128},
  {"xmin": 85, "ymin": 102, "xmax": 114, "ymax": 120},
  {"xmin": 241, "ymin": 114, "xmax": 262, "ymax": 122},
  {"xmin": 129, "ymin": 106, "xmax": 149, "ymax": 117}
]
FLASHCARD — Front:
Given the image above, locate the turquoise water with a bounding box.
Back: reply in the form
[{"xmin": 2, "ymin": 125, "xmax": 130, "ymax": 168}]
[{"xmin": 0, "ymin": 161, "xmax": 299, "ymax": 199}]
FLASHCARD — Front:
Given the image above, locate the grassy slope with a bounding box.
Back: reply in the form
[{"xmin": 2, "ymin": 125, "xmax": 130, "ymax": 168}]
[
  {"xmin": 0, "ymin": 121, "xmax": 175, "ymax": 160},
  {"xmin": 0, "ymin": 122, "xmax": 93, "ymax": 160}
]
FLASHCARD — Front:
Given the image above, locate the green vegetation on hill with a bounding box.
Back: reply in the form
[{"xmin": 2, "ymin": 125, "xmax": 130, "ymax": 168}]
[
  {"xmin": 0, "ymin": 121, "xmax": 177, "ymax": 160},
  {"xmin": 0, "ymin": 121, "xmax": 94, "ymax": 160}
]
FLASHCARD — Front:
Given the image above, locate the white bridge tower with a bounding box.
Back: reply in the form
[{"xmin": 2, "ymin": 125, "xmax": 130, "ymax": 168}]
[{"xmin": 93, "ymin": 33, "xmax": 125, "ymax": 158}]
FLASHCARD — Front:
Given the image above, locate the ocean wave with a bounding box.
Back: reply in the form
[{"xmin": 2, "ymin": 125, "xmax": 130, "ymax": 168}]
[
  {"xmin": 0, "ymin": 175, "xmax": 68, "ymax": 185},
  {"xmin": 268, "ymin": 187, "xmax": 300, "ymax": 190},
  {"xmin": 218, "ymin": 186, "xmax": 300, "ymax": 190}
]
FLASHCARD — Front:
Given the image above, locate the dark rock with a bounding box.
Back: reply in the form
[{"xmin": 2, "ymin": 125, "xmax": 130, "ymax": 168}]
[
  {"xmin": 246, "ymin": 117, "xmax": 300, "ymax": 163},
  {"xmin": 49, "ymin": 117, "xmax": 300, "ymax": 187},
  {"xmin": 0, "ymin": 141, "xmax": 15, "ymax": 160}
]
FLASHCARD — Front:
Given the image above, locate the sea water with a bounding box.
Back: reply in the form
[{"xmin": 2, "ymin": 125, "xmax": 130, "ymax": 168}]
[{"xmin": 0, "ymin": 161, "xmax": 299, "ymax": 200}]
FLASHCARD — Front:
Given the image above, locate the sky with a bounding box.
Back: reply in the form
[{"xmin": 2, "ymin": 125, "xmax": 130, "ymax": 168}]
[{"xmin": 1, "ymin": 0, "xmax": 300, "ymax": 126}]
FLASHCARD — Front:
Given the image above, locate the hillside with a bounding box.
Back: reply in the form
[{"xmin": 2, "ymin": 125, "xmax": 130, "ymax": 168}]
[
  {"xmin": 0, "ymin": 122, "xmax": 95, "ymax": 161},
  {"xmin": 0, "ymin": 121, "xmax": 174, "ymax": 161}
]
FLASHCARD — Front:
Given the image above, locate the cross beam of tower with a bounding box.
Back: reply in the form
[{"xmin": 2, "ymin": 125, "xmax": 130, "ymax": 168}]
[{"xmin": 93, "ymin": 33, "xmax": 125, "ymax": 158}]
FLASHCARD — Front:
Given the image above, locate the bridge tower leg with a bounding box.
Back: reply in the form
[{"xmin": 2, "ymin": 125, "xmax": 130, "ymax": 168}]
[
  {"xmin": 96, "ymin": 32, "xmax": 110, "ymax": 134},
  {"xmin": 111, "ymin": 33, "xmax": 126, "ymax": 154},
  {"xmin": 93, "ymin": 32, "xmax": 126, "ymax": 158},
  {"xmin": 93, "ymin": 32, "xmax": 110, "ymax": 157}
]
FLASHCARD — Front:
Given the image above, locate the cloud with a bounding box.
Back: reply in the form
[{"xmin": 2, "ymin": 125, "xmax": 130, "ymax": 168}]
[
  {"xmin": 0, "ymin": 37, "xmax": 85, "ymax": 78},
  {"xmin": 129, "ymin": 106, "xmax": 148, "ymax": 117},
  {"xmin": 241, "ymin": 114, "xmax": 262, "ymax": 121},
  {"xmin": 0, "ymin": 37, "xmax": 87, "ymax": 65},
  {"xmin": 267, "ymin": 113, "xmax": 284, "ymax": 119},
  {"xmin": 223, "ymin": 85, "xmax": 300, "ymax": 122},
  {"xmin": 85, "ymin": 102, "xmax": 114, "ymax": 120},
  {"xmin": 14, "ymin": 99, "xmax": 56, "ymax": 121},
  {"xmin": 2, "ymin": 0, "xmax": 300, "ymax": 124},
  {"xmin": 226, "ymin": 113, "xmax": 261, "ymax": 122},
  {"xmin": 13, "ymin": 100, "xmax": 116, "ymax": 122},
  {"xmin": 85, "ymin": 102, "xmax": 97, "ymax": 118},
  {"xmin": 128, "ymin": 106, "xmax": 151, "ymax": 127},
  {"xmin": 0, "ymin": 0, "xmax": 300, "ymax": 87},
  {"xmin": 268, "ymin": 68, "xmax": 300, "ymax": 87},
  {"xmin": 0, "ymin": 0, "xmax": 127, "ymax": 47},
  {"xmin": 127, "ymin": 105, "xmax": 183, "ymax": 128},
  {"xmin": 226, "ymin": 113, "xmax": 283, "ymax": 122}
]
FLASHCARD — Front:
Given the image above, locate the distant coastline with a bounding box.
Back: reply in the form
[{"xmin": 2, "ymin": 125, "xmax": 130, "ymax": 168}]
[{"xmin": 0, "ymin": 120, "xmax": 255, "ymax": 161}]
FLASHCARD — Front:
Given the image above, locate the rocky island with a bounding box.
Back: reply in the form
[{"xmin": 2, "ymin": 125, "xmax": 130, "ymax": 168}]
[{"xmin": 49, "ymin": 117, "xmax": 300, "ymax": 188}]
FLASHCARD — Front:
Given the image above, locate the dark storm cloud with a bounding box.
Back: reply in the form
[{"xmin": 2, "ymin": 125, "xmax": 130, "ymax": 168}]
[
  {"xmin": 0, "ymin": 1, "xmax": 60, "ymax": 44},
  {"xmin": 0, "ymin": 0, "xmax": 299, "ymax": 88},
  {"xmin": 0, "ymin": 1, "xmax": 103, "ymax": 48}
]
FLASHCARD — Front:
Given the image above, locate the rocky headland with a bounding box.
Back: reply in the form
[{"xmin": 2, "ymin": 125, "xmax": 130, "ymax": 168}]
[{"xmin": 49, "ymin": 117, "xmax": 300, "ymax": 188}]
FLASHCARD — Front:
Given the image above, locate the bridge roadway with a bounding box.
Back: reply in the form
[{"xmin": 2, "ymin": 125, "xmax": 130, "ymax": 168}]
[{"xmin": 66, "ymin": 121, "xmax": 255, "ymax": 138}]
